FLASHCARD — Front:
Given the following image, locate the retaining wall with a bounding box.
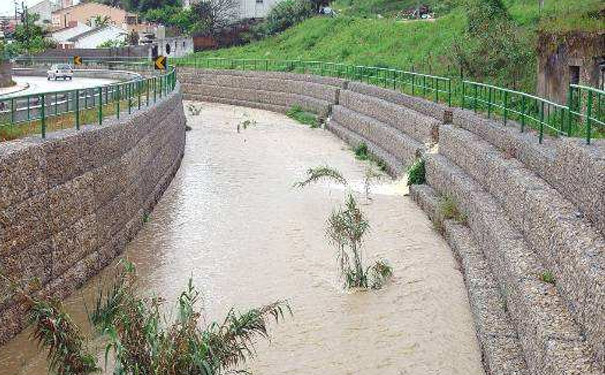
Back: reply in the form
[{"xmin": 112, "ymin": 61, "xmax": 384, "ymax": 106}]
[
  {"xmin": 0, "ymin": 83, "xmax": 187, "ymax": 345},
  {"xmin": 172, "ymin": 67, "xmax": 605, "ymax": 375},
  {"xmin": 178, "ymin": 68, "xmax": 447, "ymax": 173}
]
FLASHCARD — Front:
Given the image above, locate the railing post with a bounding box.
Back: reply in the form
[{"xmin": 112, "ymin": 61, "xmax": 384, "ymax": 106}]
[
  {"xmin": 146, "ymin": 79, "xmax": 150, "ymax": 107},
  {"xmin": 128, "ymin": 82, "xmax": 132, "ymax": 114},
  {"xmin": 10, "ymin": 98, "xmax": 14, "ymax": 125},
  {"xmin": 154, "ymin": 77, "xmax": 157, "ymax": 103},
  {"xmin": 521, "ymin": 95, "xmax": 526, "ymax": 133},
  {"xmin": 539, "ymin": 101, "xmax": 544, "ymax": 144},
  {"xmin": 448, "ymin": 79, "xmax": 452, "ymax": 107},
  {"xmin": 40, "ymin": 94, "xmax": 46, "ymax": 138},
  {"xmin": 75, "ymin": 89, "xmax": 80, "ymax": 130},
  {"xmin": 116, "ymin": 85, "xmax": 121, "ymax": 119},
  {"xmin": 585, "ymin": 91, "xmax": 593, "ymax": 145},
  {"xmin": 98, "ymin": 86, "xmax": 103, "ymax": 125},
  {"xmin": 487, "ymin": 87, "xmax": 493, "ymax": 118},
  {"xmin": 566, "ymin": 85, "xmax": 573, "ymax": 136},
  {"xmin": 461, "ymin": 81, "xmax": 466, "ymax": 109},
  {"xmin": 435, "ymin": 78, "xmax": 439, "ymax": 103},
  {"xmin": 473, "ymin": 85, "xmax": 478, "ymax": 113},
  {"xmin": 503, "ymin": 90, "xmax": 508, "ymax": 125}
]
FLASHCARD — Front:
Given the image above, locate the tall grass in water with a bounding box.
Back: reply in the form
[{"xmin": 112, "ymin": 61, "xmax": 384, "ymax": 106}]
[
  {"xmin": 7, "ymin": 261, "xmax": 291, "ymax": 375},
  {"xmin": 296, "ymin": 166, "xmax": 393, "ymax": 289}
]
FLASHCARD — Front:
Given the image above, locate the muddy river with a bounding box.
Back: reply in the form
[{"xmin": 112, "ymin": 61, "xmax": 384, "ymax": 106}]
[{"xmin": 0, "ymin": 102, "xmax": 485, "ymax": 375}]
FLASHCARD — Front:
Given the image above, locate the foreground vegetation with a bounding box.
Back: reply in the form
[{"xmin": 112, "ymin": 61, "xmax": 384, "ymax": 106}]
[
  {"xmin": 3, "ymin": 261, "xmax": 290, "ymax": 375},
  {"xmin": 195, "ymin": 0, "xmax": 604, "ymax": 92}
]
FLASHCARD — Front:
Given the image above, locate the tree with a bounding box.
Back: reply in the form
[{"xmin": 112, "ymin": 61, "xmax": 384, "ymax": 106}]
[
  {"xmin": 12, "ymin": 13, "xmax": 55, "ymax": 55},
  {"xmin": 87, "ymin": 15, "xmax": 112, "ymax": 27}
]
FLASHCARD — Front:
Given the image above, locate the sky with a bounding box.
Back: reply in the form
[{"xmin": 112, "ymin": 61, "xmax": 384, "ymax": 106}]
[{"xmin": 0, "ymin": 0, "xmax": 81, "ymax": 17}]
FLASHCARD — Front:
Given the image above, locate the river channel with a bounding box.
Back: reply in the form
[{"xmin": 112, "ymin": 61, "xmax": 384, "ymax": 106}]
[{"xmin": 0, "ymin": 101, "xmax": 485, "ymax": 375}]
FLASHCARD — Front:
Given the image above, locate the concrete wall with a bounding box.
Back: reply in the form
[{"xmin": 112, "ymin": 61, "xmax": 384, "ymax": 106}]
[
  {"xmin": 0, "ymin": 61, "xmax": 13, "ymax": 88},
  {"xmin": 0, "ymin": 83, "xmax": 186, "ymax": 345}
]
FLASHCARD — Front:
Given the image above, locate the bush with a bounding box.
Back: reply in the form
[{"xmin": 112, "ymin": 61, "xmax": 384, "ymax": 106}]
[
  {"xmin": 265, "ymin": 0, "xmax": 316, "ymax": 35},
  {"xmin": 286, "ymin": 105, "xmax": 319, "ymax": 127},
  {"xmin": 406, "ymin": 158, "xmax": 425, "ymax": 186}
]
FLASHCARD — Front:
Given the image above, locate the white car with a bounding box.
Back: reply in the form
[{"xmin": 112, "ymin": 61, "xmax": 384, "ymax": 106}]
[{"xmin": 47, "ymin": 64, "xmax": 74, "ymax": 81}]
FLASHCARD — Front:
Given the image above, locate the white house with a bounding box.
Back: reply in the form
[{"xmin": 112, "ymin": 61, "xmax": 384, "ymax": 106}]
[
  {"xmin": 68, "ymin": 25, "xmax": 128, "ymax": 48},
  {"xmin": 239, "ymin": 0, "xmax": 284, "ymax": 19},
  {"xmin": 51, "ymin": 22, "xmax": 92, "ymax": 43},
  {"xmin": 185, "ymin": 0, "xmax": 287, "ymax": 20}
]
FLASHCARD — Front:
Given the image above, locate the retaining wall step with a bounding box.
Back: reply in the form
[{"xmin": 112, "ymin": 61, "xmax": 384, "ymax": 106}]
[
  {"xmin": 439, "ymin": 125, "xmax": 605, "ymax": 366},
  {"xmin": 411, "ymin": 183, "xmax": 530, "ymax": 375},
  {"xmin": 346, "ymin": 81, "xmax": 451, "ymax": 123},
  {"xmin": 425, "ymin": 153, "xmax": 600, "ymax": 375},
  {"xmin": 181, "ymin": 83, "xmax": 332, "ymax": 117},
  {"xmin": 183, "ymin": 94, "xmax": 288, "ymax": 115},
  {"xmin": 452, "ymin": 109, "xmax": 605, "ymax": 237},
  {"xmin": 178, "ymin": 67, "xmax": 349, "ymax": 88},
  {"xmin": 339, "ymin": 90, "xmax": 440, "ymax": 144},
  {"xmin": 179, "ymin": 73, "xmax": 340, "ymax": 103},
  {"xmin": 331, "ymin": 105, "xmax": 425, "ymax": 169},
  {"xmin": 325, "ymin": 119, "xmax": 405, "ymax": 176}
]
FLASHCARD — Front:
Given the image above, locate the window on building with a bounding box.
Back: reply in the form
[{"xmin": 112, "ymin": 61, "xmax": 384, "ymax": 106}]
[
  {"xmin": 569, "ymin": 65, "xmax": 580, "ymax": 85},
  {"xmin": 256, "ymin": 0, "xmax": 263, "ymax": 3},
  {"xmin": 166, "ymin": 43, "xmax": 171, "ymax": 54}
]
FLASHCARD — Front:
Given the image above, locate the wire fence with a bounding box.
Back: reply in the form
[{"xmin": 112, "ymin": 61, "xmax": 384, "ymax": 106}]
[
  {"xmin": 174, "ymin": 57, "xmax": 603, "ymax": 145},
  {"xmin": 0, "ymin": 60, "xmax": 176, "ymax": 141}
]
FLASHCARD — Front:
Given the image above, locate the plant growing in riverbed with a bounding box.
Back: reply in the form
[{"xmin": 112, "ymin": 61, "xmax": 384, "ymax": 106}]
[
  {"xmin": 293, "ymin": 165, "xmax": 348, "ymax": 188},
  {"xmin": 286, "ymin": 105, "xmax": 319, "ymax": 128},
  {"xmin": 539, "ymin": 270, "xmax": 556, "ymax": 285},
  {"xmin": 354, "ymin": 142, "xmax": 370, "ymax": 160},
  {"xmin": 236, "ymin": 114, "xmax": 257, "ymax": 133},
  {"xmin": 295, "ymin": 166, "xmax": 393, "ymax": 289},
  {"xmin": 7, "ymin": 261, "xmax": 291, "ymax": 375},
  {"xmin": 186, "ymin": 103, "xmax": 203, "ymax": 116}
]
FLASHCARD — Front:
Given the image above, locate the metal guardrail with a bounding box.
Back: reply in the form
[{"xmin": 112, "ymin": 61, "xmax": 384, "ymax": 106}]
[
  {"xmin": 462, "ymin": 81, "xmax": 604, "ymax": 144},
  {"xmin": 568, "ymin": 84, "xmax": 604, "ymax": 144},
  {"xmin": 173, "ymin": 57, "xmax": 453, "ymax": 106},
  {"xmin": 0, "ymin": 61, "xmax": 177, "ymax": 141},
  {"xmin": 174, "ymin": 57, "xmax": 603, "ymax": 145}
]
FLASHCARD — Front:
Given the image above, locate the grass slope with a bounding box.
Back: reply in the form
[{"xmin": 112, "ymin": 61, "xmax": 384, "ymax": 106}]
[{"xmin": 195, "ymin": 0, "xmax": 603, "ymax": 92}]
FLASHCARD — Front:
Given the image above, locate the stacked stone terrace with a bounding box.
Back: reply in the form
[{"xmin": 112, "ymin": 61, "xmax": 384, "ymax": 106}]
[
  {"xmin": 179, "ymin": 67, "xmax": 604, "ymax": 375},
  {"xmin": 0, "ymin": 84, "xmax": 186, "ymax": 345}
]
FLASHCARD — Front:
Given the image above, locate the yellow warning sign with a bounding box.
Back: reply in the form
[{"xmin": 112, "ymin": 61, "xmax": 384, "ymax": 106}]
[
  {"xmin": 73, "ymin": 56, "xmax": 82, "ymax": 65},
  {"xmin": 155, "ymin": 55, "xmax": 166, "ymax": 70}
]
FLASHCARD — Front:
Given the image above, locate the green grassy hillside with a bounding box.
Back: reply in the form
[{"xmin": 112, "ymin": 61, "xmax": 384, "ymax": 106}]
[{"xmin": 193, "ymin": 0, "xmax": 603, "ymax": 92}]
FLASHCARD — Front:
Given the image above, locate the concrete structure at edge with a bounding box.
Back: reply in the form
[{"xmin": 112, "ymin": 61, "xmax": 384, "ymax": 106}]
[
  {"xmin": 537, "ymin": 31, "xmax": 605, "ymax": 105},
  {"xmin": 0, "ymin": 77, "xmax": 186, "ymax": 346}
]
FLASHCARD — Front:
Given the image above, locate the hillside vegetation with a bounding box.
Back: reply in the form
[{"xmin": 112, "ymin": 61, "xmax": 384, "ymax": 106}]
[{"xmin": 193, "ymin": 0, "xmax": 604, "ymax": 93}]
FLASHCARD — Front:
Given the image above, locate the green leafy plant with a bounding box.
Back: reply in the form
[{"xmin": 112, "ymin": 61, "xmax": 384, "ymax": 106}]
[
  {"xmin": 354, "ymin": 142, "xmax": 370, "ymax": 160},
  {"xmin": 264, "ymin": 0, "xmax": 316, "ymax": 36},
  {"xmin": 363, "ymin": 167, "xmax": 382, "ymax": 200},
  {"xmin": 295, "ymin": 166, "xmax": 393, "ymax": 289},
  {"xmin": 406, "ymin": 158, "xmax": 425, "ymax": 186},
  {"xmin": 186, "ymin": 103, "xmax": 203, "ymax": 116},
  {"xmin": 438, "ymin": 194, "xmax": 467, "ymax": 224},
  {"xmin": 236, "ymin": 114, "xmax": 257, "ymax": 133},
  {"xmin": 539, "ymin": 270, "xmax": 556, "ymax": 285},
  {"xmin": 294, "ymin": 165, "xmax": 348, "ymax": 188},
  {"xmin": 20, "ymin": 261, "xmax": 291, "ymax": 375},
  {"xmin": 286, "ymin": 105, "xmax": 319, "ymax": 128},
  {"xmin": 327, "ymin": 194, "xmax": 393, "ymax": 289}
]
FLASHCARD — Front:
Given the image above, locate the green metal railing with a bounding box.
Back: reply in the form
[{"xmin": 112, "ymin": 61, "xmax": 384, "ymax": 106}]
[
  {"xmin": 0, "ymin": 63, "xmax": 177, "ymax": 141},
  {"xmin": 568, "ymin": 84, "xmax": 604, "ymax": 144},
  {"xmin": 462, "ymin": 81, "xmax": 604, "ymax": 144},
  {"xmin": 174, "ymin": 57, "xmax": 452, "ymax": 106}
]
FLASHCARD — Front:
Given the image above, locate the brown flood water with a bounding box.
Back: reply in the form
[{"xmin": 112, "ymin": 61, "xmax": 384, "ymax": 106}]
[{"xmin": 0, "ymin": 102, "xmax": 485, "ymax": 375}]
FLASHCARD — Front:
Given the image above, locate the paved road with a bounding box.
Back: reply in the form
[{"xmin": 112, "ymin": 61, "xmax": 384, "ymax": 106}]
[{"xmin": 5, "ymin": 76, "xmax": 116, "ymax": 97}]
